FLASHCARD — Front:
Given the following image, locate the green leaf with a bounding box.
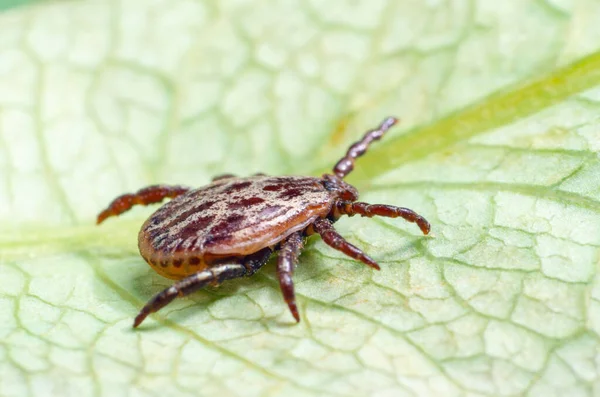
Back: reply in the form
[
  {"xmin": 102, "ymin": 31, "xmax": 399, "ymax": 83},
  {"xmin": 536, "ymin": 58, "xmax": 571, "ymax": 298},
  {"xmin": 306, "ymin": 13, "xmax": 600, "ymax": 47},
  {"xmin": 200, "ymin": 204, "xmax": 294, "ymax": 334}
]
[
  {"xmin": 2, "ymin": 1, "xmax": 600, "ymax": 396},
  {"xmin": 0, "ymin": 0, "xmax": 42, "ymax": 12}
]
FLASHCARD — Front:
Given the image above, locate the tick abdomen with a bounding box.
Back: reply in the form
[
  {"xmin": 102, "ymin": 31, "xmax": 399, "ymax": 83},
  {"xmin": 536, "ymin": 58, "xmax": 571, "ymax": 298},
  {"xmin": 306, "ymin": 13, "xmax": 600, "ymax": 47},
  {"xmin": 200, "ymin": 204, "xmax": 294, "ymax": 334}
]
[
  {"xmin": 139, "ymin": 250, "xmax": 214, "ymax": 280},
  {"xmin": 139, "ymin": 248, "xmax": 252, "ymax": 280},
  {"xmin": 138, "ymin": 175, "xmax": 332, "ymax": 279}
]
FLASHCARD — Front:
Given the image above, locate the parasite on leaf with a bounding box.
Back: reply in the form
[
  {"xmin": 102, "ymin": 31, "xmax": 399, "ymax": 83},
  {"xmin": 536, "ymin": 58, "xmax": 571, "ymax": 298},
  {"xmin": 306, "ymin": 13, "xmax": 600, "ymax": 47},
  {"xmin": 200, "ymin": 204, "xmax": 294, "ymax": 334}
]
[{"xmin": 97, "ymin": 117, "xmax": 430, "ymax": 327}]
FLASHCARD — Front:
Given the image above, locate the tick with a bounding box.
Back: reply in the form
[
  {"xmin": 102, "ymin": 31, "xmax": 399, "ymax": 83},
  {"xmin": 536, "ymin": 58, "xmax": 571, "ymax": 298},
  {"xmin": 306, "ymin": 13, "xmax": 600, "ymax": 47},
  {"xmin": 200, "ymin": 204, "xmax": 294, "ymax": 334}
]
[{"xmin": 97, "ymin": 117, "xmax": 430, "ymax": 327}]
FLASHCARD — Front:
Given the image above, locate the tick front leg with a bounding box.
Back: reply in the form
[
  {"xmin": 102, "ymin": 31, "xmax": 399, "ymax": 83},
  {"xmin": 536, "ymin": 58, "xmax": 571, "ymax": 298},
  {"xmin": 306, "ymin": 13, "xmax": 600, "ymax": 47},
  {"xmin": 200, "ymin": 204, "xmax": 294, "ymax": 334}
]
[
  {"xmin": 333, "ymin": 117, "xmax": 398, "ymax": 179},
  {"xmin": 335, "ymin": 201, "xmax": 430, "ymax": 235},
  {"xmin": 311, "ymin": 218, "xmax": 380, "ymax": 270},
  {"xmin": 97, "ymin": 185, "xmax": 190, "ymax": 224},
  {"xmin": 277, "ymin": 232, "xmax": 304, "ymax": 322},
  {"xmin": 133, "ymin": 248, "xmax": 272, "ymax": 328}
]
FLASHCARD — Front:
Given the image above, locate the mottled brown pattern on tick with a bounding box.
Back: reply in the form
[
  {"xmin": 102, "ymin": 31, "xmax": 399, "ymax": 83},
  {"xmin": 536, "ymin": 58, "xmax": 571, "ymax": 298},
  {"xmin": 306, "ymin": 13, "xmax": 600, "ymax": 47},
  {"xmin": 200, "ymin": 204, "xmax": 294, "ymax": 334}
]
[{"xmin": 138, "ymin": 175, "xmax": 332, "ymax": 278}]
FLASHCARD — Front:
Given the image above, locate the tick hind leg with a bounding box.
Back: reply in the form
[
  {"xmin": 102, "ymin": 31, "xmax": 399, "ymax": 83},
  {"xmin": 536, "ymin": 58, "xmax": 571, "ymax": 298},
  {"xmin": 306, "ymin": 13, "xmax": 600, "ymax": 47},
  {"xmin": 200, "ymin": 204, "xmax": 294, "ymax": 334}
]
[
  {"xmin": 277, "ymin": 232, "xmax": 304, "ymax": 322},
  {"xmin": 133, "ymin": 248, "xmax": 272, "ymax": 328},
  {"xmin": 335, "ymin": 201, "xmax": 431, "ymax": 235},
  {"xmin": 97, "ymin": 185, "xmax": 190, "ymax": 224},
  {"xmin": 311, "ymin": 218, "xmax": 381, "ymax": 270}
]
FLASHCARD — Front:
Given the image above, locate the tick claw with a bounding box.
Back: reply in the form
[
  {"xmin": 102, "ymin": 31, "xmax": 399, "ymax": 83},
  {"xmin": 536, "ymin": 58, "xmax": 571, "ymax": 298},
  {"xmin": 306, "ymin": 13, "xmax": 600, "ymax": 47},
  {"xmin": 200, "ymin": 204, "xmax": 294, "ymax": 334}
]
[
  {"xmin": 417, "ymin": 218, "xmax": 431, "ymax": 235},
  {"xmin": 364, "ymin": 256, "xmax": 381, "ymax": 270},
  {"xmin": 289, "ymin": 303, "xmax": 300, "ymax": 322},
  {"xmin": 96, "ymin": 212, "xmax": 108, "ymax": 224},
  {"xmin": 133, "ymin": 311, "xmax": 148, "ymax": 328}
]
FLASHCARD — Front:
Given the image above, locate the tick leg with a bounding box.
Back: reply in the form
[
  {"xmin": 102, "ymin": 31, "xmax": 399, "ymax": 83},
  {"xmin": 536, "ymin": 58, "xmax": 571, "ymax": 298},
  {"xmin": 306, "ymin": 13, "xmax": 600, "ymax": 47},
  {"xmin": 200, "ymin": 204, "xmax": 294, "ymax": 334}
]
[
  {"xmin": 333, "ymin": 117, "xmax": 398, "ymax": 179},
  {"xmin": 242, "ymin": 247, "xmax": 273, "ymax": 276},
  {"xmin": 213, "ymin": 173, "xmax": 265, "ymax": 181},
  {"xmin": 311, "ymin": 218, "xmax": 380, "ymax": 270},
  {"xmin": 97, "ymin": 185, "xmax": 190, "ymax": 224},
  {"xmin": 335, "ymin": 201, "xmax": 431, "ymax": 235},
  {"xmin": 134, "ymin": 248, "xmax": 272, "ymax": 328},
  {"xmin": 277, "ymin": 232, "xmax": 304, "ymax": 322},
  {"xmin": 212, "ymin": 173, "xmax": 236, "ymax": 181},
  {"xmin": 133, "ymin": 264, "xmax": 245, "ymax": 328}
]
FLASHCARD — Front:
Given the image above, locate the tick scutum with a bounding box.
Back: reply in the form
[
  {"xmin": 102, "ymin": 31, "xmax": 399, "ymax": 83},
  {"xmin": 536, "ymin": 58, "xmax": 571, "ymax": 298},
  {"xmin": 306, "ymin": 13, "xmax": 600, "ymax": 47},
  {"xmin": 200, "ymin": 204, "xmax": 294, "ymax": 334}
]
[{"xmin": 138, "ymin": 175, "xmax": 332, "ymax": 261}]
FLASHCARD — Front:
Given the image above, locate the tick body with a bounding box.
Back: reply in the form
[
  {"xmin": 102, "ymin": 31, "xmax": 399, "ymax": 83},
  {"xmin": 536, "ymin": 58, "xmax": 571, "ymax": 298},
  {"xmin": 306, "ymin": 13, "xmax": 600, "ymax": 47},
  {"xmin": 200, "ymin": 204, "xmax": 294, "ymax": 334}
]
[{"xmin": 97, "ymin": 117, "xmax": 430, "ymax": 327}]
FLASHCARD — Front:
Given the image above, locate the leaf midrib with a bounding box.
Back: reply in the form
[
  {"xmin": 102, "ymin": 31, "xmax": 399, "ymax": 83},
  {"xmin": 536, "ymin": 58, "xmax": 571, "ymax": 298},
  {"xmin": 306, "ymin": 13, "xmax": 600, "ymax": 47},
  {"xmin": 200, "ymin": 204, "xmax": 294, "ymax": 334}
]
[{"xmin": 308, "ymin": 49, "xmax": 600, "ymax": 185}]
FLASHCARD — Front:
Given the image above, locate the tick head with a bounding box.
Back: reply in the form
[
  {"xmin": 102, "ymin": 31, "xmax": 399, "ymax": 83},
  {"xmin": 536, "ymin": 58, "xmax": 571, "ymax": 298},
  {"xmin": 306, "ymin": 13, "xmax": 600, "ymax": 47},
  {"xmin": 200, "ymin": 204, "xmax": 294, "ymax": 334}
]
[{"xmin": 321, "ymin": 174, "xmax": 358, "ymax": 201}]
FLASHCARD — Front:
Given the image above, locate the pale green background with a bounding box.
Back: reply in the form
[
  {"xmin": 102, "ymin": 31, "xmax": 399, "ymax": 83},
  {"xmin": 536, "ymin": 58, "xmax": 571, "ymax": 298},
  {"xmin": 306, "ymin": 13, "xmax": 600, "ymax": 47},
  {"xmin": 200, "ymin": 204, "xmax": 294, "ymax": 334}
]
[
  {"xmin": 2, "ymin": 1, "xmax": 600, "ymax": 397},
  {"xmin": 0, "ymin": 0, "xmax": 39, "ymax": 11}
]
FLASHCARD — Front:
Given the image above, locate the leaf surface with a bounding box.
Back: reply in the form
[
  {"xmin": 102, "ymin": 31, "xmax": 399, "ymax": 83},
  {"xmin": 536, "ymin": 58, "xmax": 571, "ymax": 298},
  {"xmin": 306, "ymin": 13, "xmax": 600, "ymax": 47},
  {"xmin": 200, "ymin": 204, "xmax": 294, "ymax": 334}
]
[{"xmin": 2, "ymin": 1, "xmax": 600, "ymax": 396}]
